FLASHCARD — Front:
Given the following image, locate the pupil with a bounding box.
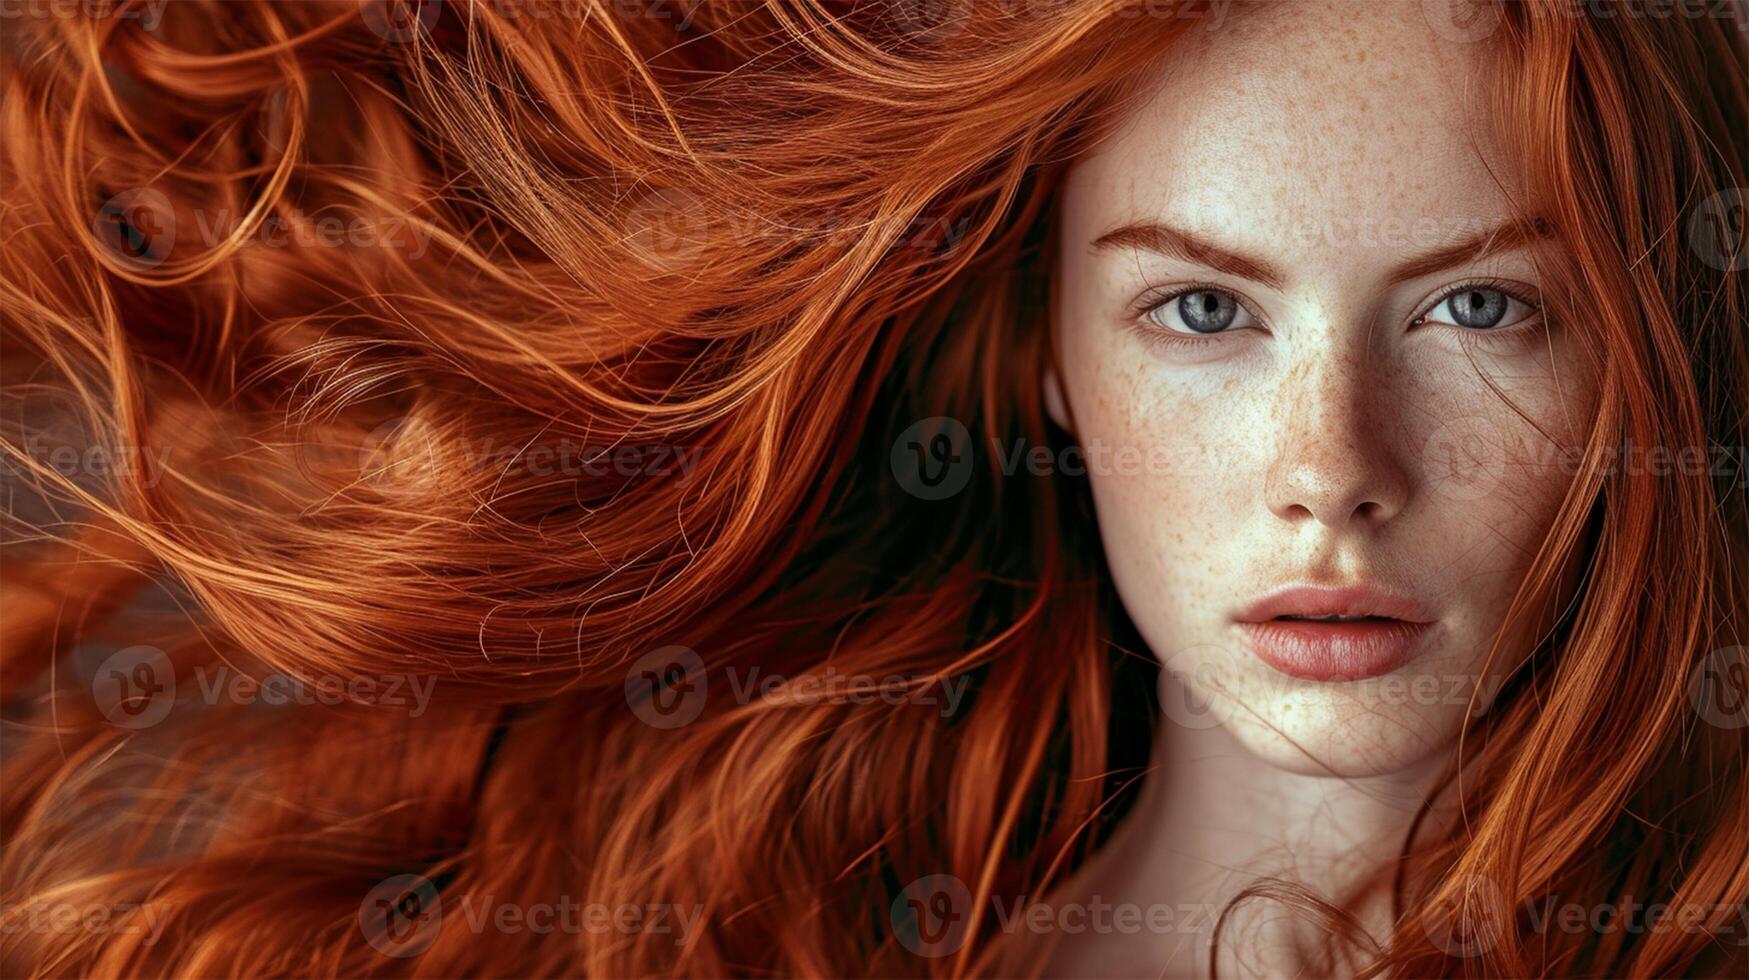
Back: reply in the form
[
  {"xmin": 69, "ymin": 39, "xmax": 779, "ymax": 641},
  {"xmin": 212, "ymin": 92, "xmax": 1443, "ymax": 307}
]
[
  {"xmin": 1177, "ymin": 291, "xmax": 1234, "ymax": 333},
  {"xmin": 1451, "ymin": 287, "xmax": 1507, "ymax": 328}
]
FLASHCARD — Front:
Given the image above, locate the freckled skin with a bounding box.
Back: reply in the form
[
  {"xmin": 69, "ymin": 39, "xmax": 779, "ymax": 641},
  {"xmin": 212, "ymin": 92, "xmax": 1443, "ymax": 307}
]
[{"xmin": 1050, "ymin": 1, "xmax": 1597, "ymax": 777}]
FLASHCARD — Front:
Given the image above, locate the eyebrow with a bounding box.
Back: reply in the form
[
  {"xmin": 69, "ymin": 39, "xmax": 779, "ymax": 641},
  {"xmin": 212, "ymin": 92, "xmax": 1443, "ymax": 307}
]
[
  {"xmin": 1091, "ymin": 219, "xmax": 1543, "ymax": 288},
  {"xmin": 1093, "ymin": 222, "xmax": 1288, "ymax": 289}
]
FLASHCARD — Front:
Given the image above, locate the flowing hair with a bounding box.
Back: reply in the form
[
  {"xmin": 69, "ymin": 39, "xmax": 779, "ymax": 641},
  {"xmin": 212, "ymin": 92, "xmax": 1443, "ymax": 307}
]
[{"xmin": 1, "ymin": 1, "xmax": 1744, "ymax": 976}]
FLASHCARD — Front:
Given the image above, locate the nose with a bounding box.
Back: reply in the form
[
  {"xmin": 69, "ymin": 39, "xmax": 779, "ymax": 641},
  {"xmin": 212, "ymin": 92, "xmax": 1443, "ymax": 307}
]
[{"xmin": 1264, "ymin": 353, "xmax": 1410, "ymax": 529}]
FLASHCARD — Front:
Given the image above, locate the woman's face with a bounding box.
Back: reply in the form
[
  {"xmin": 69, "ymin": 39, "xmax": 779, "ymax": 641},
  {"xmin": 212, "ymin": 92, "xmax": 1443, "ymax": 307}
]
[{"xmin": 1052, "ymin": 0, "xmax": 1597, "ymax": 777}]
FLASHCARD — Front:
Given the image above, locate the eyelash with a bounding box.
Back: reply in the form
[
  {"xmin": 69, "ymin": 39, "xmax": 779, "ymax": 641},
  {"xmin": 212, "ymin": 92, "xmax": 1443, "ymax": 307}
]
[{"xmin": 1128, "ymin": 277, "xmax": 1545, "ymax": 351}]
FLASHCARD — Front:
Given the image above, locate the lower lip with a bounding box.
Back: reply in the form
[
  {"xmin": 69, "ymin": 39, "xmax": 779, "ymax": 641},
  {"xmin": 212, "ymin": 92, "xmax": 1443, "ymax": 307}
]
[{"xmin": 1238, "ymin": 619, "xmax": 1434, "ymax": 681}]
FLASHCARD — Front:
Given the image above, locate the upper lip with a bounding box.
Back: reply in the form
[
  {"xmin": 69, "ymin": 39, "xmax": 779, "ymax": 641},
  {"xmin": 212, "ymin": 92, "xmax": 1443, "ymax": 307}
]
[{"xmin": 1237, "ymin": 585, "xmax": 1432, "ymax": 624}]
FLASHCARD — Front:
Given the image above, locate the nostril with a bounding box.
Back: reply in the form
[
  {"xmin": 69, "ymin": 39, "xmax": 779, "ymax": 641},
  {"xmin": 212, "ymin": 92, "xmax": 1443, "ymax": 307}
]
[{"xmin": 1265, "ymin": 448, "xmax": 1411, "ymax": 529}]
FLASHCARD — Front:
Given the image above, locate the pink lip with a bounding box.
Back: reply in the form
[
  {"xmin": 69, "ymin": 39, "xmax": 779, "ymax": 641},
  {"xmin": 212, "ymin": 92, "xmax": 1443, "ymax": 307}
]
[{"xmin": 1236, "ymin": 586, "xmax": 1435, "ymax": 682}]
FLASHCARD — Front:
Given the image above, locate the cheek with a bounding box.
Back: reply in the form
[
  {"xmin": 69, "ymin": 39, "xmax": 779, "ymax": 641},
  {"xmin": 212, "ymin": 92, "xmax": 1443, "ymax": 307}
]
[
  {"xmin": 1402, "ymin": 338, "xmax": 1595, "ymax": 570},
  {"xmin": 1060, "ymin": 336, "xmax": 1268, "ymax": 623}
]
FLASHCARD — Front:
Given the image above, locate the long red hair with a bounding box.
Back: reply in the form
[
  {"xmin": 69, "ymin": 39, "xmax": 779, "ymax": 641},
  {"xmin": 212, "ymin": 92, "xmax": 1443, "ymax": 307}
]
[{"xmin": 2, "ymin": 1, "xmax": 1745, "ymax": 976}]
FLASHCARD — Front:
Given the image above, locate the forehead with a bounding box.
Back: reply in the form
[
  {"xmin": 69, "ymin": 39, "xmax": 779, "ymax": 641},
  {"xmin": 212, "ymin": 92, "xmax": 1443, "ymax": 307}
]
[{"xmin": 1065, "ymin": 1, "xmax": 1514, "ymax": 255}]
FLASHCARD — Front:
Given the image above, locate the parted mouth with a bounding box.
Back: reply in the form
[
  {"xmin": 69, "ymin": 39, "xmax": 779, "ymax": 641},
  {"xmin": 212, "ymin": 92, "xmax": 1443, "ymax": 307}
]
[{"xmin": 1237, "ymin": 585, "xmax": 1432, "ymax": 625}]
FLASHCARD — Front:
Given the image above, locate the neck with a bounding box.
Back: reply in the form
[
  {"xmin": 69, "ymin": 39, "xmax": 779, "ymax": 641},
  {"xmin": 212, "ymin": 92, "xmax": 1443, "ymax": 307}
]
[{"xmin": 1046, "ymin": 672, "xmax": 1458, "ymax": 978}]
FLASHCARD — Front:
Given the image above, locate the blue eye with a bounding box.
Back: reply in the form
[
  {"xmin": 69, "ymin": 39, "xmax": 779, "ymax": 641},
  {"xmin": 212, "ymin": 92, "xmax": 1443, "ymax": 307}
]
[
  {"xmin": 1146, "ymin": 288, "xmax": 1259, "ymax": 334},
  {"xmin": 1422, "ymin": 285, "xmax": 1537, "ymax": 330}
]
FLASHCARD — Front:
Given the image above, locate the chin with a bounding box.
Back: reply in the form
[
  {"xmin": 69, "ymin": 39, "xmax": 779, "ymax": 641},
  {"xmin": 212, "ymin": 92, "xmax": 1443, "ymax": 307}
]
[
  {"xmin": 1218, "ymin": 698, "xmax": 1462, "ymax": 782},
  {"xmin": 1159, "ymin": 644, "xmax": 1474, "ymax": 781}
]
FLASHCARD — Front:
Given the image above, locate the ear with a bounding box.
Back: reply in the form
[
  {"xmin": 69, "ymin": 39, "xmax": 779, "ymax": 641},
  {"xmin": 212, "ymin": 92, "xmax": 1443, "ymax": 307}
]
[{"xmin": 1042, "ymin": 366, "xmax": 1071, "ymax": 433}]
